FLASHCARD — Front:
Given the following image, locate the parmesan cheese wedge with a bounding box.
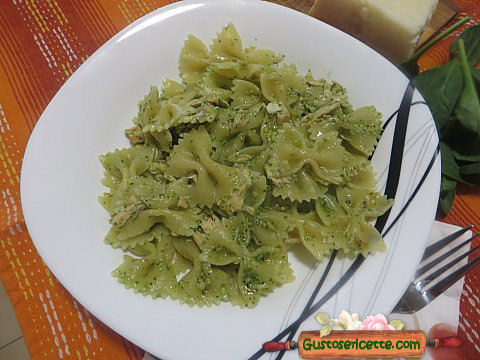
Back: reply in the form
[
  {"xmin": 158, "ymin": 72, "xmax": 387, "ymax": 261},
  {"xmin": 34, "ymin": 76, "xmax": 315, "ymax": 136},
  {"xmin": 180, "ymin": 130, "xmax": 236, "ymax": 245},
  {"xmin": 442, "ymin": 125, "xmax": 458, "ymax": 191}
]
[{"xmin": 309, "ymin": 0, "xmax": 439, "ymax": 63}]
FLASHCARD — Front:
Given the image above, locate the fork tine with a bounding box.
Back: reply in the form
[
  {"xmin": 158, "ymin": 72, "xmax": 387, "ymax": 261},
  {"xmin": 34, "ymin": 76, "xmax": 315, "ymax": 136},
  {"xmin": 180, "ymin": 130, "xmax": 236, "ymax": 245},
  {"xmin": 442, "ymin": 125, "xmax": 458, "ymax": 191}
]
[
  {"xmin": 424, "ymin": 254, "xmax": 480, "ymax": 300},
  {"xmin": 421, "ymin": 225, "xmax": 474, "ymax": 261},
  {"xmin": 417, "ymin": 243, "xmax": 480, "ymax": 290},
  {"xmin": 415, "ymin": 233, "xmax": 479, "ymax": 278}
]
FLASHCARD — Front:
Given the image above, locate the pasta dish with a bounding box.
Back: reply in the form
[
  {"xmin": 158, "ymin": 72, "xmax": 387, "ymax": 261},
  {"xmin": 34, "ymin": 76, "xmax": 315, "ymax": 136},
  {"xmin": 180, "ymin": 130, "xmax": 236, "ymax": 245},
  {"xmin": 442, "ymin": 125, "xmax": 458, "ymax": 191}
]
[{"xmin": 98, "ymin": 24, "xmax": 392, "ymax": 307}]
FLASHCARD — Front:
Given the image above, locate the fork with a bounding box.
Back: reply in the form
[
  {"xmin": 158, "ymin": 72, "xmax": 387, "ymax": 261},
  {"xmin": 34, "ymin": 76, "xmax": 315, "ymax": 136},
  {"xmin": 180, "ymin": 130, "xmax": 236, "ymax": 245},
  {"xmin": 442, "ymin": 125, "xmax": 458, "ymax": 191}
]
[{"xmin": 393, "ymin": 225, "xmax": 480, "ymax": 314}]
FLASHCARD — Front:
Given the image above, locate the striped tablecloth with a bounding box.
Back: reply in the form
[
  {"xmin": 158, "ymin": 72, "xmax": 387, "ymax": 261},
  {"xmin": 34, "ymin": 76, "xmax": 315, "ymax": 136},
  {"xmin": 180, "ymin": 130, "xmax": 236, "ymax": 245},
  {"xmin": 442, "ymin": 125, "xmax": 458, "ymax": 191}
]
[{"xmin": 0, "ymin": 1, "xmax": 479, "ymax": 359}]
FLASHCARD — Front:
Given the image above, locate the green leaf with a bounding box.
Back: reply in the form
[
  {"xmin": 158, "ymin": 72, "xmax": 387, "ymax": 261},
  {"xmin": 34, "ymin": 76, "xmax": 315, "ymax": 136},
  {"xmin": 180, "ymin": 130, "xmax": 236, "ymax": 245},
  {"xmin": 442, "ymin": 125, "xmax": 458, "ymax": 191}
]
[
  {"xmin": 451, "ymin": 24, "xmax": 480, "ymax": 66},
  {"xmin": 413, "ymin": 61, "xmax": 464, "ymax": 130},
  {"xmin": 398, "ymin": 60, "xmax": 419, "ymax": 79},
  {"xmin": 440, "ymin": 189, "xmax": 456, "ymax": 215},
  {"xmin": 473, "ymin": 69, "xmax": 480, "ymax": 89},
  {"xmin": 460, "ymin": 161, "xmax": 480, "ymax": 174},
  {"xmin": 440, "ymin": 142, "xmax": 461, "ymax": 181},
  {"xmin": 450, "ymin": 40, "xmax": 480, "ymax": 162},
  {"xmin": 459, "ymin": 161, "xmax": 480, "ymax": 186},
  {"xmin": 441, "ymin": 175, "xmax": 457, "ymax": 191},
  {"xmin": 440, "ymin": 176, "xmax": 457, "ymax": 215},
  {"xmin": 460, "ymin": 174, "xmax": 480, "ymax": 186},
  {"xmin": 408, "ymin": 24, "xmax": 480, "ymax": 215},
  {"xmin": 399, "ymin": 17, "xmax": 471, "ymax": 78}
]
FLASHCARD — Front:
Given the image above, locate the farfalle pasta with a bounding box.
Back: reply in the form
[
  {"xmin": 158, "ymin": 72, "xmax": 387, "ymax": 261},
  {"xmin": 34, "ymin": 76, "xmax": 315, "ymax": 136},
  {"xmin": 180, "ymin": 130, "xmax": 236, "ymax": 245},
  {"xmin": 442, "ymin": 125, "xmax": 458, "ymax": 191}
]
[{"xmin": 99, "ymin": 23, "xmax": 392, "ymax": 308}]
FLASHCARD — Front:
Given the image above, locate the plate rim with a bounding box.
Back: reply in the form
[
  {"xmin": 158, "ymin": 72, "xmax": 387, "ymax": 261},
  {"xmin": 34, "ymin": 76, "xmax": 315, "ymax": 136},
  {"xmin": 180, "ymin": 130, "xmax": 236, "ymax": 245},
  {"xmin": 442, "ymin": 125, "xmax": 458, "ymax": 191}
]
[{"xmin": 20, "ymin": 1, "xmax": 441, "ymax": 358}]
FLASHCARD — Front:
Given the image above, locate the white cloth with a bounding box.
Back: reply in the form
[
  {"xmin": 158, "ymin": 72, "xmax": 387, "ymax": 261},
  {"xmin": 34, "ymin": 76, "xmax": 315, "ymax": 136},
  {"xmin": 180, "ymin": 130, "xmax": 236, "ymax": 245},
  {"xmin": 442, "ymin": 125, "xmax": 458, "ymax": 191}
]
[{"xmin": 392, "ymin": 221, "xmax": 470, "ymax": 359}]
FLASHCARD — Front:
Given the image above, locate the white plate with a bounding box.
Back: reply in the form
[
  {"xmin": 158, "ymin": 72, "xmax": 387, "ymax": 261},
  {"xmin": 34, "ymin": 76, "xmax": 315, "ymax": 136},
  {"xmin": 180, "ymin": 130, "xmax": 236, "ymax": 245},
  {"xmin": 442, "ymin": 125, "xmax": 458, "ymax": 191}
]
[{"xmin": 21, "ymin": 1, "xmax": 440, "ymax": 359}]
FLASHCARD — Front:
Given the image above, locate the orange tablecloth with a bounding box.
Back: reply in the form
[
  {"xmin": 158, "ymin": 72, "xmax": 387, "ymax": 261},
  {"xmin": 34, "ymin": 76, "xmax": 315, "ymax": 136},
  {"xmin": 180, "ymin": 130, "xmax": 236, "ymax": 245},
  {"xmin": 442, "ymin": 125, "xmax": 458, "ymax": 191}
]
[{"xmin": 0, "ymin": 1, "xmax": 479, "ymax": 359}]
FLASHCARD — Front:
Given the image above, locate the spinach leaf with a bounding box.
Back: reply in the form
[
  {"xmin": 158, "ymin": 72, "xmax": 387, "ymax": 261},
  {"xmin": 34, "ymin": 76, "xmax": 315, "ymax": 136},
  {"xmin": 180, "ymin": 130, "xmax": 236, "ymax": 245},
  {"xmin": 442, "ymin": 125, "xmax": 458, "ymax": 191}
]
[
  {"xmin": 460, "ymin": 162, "xmax": 480, "ymax": 175},
  {"xmin": 413, "ymin": 60, "xmax": 464, "ymax": 130},
  {"xmin": 398, "ymin": 60, "xmax": 420, "ymax": 79},
  {"xmin": 439, "ymin": 142, "xmax": 461, "ymax": 181},
  {"xmin": 450, "ymin": 40, "xmax": 480, "ymax": 162},
  {"xmin": 410, "ymin": 27, "xmax": 480, "ymax": 215},
  {"xmin": 440, "ymin": 176, "xmax": 457, "ymax": 215},
  {"xmin": 439, "ymin": 142, "xmax": 480, "ymax": 186},
  {"xmin": 459, "ymin": 162, "xmax": 480, "ymax": 186},
  {"xmin": 451, "ymin": 24, "xmax": 480, "ymax": 66},
  {"xmin": 399, "ymin": 17, "xmax": 470, "ymax": 78},
  {"xmin": 473, "ymin": 68, "xmax": 480, "ymax": 89},
  {"xmin": 398, "ymin": 22, "xmax": 480, "ymax": 215}
]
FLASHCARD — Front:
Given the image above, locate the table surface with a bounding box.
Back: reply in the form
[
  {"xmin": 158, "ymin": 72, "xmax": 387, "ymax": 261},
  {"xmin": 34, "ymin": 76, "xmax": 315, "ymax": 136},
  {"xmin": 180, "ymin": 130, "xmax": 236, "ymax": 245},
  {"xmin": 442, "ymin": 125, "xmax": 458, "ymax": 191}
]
[{"xmin": 0, "ymin": 0, "xmax": 479, "ymax": 359}]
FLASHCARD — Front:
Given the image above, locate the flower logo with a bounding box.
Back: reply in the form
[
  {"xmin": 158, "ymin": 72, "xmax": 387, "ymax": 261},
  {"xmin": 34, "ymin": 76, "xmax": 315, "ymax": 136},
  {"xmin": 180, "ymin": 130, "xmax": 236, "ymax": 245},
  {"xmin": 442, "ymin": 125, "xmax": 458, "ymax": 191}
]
[
  {"xmin": 360, "ymin": 314, "xmax": 395, "ymax": 331},
  {"xmin": 315, "ymin": 310, "xmax": 405, "ymax": 338}
]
